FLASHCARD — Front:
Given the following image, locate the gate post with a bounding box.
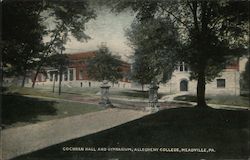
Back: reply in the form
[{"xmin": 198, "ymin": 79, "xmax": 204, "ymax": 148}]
[
  {"xmin": 146, "ymin": 80, "xmax": 160, "ymax": 112},
  {"xmin": 99, "ymin": 80, "xmax": 113, "ymax": 107}
]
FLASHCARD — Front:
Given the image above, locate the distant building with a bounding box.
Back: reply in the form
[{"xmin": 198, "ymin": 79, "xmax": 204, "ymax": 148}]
[
  {"xmin": 31, "ymin": 51, "xmax": 131, "ymax": 88},
  {"xmin": 3, "ymin": 50, "xmax": 247, "ymax": 96},
  {"xmin": 159, "ymin": 59, "xmax": 243, "ymax": 96}
]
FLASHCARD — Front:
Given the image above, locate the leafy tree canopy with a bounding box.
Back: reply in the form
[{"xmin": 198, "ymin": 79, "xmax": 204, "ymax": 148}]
[
  {"xmin": 46, "ymin": 54, "xmax": 69, "ymax": 71},
  {"xmin": 2, "ymin": 0, "xmax": 96, "ymax": 68},
  {"xmin": 2, "ymin": 1, "xmax": 45, "ymax": 76},
  {"xmin": 131, "ymin": 50, "xmax": 156, "ymax": 90},
  {"xmin": 2, "ymin": 0, "xmax": 96, "ymax": 87},
  {"xmin": 126, "ymin": 17, "xmax": 180, "ymax": 83},
  {"xmin": 107, "ymin": 0, "xmax": 249, "ymax": 107},
  {"xmin": 87, "ymin": 46, "xmax": 123, "ymax": 82}
]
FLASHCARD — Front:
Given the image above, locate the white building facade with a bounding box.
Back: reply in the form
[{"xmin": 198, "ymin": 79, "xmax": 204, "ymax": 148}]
[{"xmin": 159, "ymin": 62, "xmax": 241, "ymax": 96}]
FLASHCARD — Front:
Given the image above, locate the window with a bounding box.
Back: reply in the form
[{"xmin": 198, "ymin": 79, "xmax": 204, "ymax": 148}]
[
  {"xmin": 64, "ymin": 71, "xmax": 68, "ymax": 81},
  {"xmin": 49, "ymin": 72, "xmax": 53, "ymax": 81},
  {"xmin": 79, "ymin": 69, "xmax": 84, "ymax": 80},
  {"xmin": 184, "ymin": 65, "xmax": 188, "ymax": 72},
  {"xmin": 180, "ymin": 63, "xmax": 184, "ymax": 71},
  {"xmin": 180, "ymin": 79, "xmax": 188, "ymax": 91},
  {"xmin": 69, "ymin": 69, "xmax": 74, "ymax": 81},
  {"xmin": 55, "ymin": 73, "xmax": 58, "ymax": 81},
  {"xmin": 217, "ymin": 79, "xmax": 225, "ymax": 88},
  {"xmin": 175, "ymin": 62, "xmax": 190, "ymax": 72}
]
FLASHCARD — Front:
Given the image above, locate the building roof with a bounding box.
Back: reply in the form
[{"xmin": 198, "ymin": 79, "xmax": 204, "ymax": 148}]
[
  {"xmin": 67, "ymin": 51, "xmax": 131, "ymax": 66},
  {"xmin": 66, "ymin": 51, "xmax": 96, "ymax": 60}
]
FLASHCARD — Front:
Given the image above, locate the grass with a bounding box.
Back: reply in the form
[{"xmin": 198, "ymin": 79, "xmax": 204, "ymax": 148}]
[
  {"xmin": 174, "ymin": 95, "xmax": 250, "ymax": 108},
  {"xmin": 209, "ymin": 95, "xmax": 250, "ymax": 107},
  {"xmin": 110, "ymin": 89, "xmax": 167, "ymax": 99},
  {"xmin": 2, "ymin": 94, "xmax": 103, "ymax": 129},
  {"xmin": 1, "ymin": 86, "xmax": 169, "ymax": 128},
  {"xmin": 111, "ymin": 89, "xmax": 149, "ymax": 99},
  {"xmin": 6, "ymin": 86, "xmax": 100, "ymax": 99},
  {"xmin": 5, "ymin": 86, "xmax": 168, "ymax": 101},
  {"xmin": 13, "ymin": 107, "xmax": 250, "ymax": 160}
]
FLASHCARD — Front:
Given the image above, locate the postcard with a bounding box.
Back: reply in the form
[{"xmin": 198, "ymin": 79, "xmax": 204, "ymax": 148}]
[{"xmin": 1, "ymin": 0, "xmax": 249, "ymax": 160}]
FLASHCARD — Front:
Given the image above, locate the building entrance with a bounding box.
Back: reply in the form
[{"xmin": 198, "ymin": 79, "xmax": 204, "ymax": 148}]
[{"xmin": 180, "ymin": 80, "xmax": 188, "ymax": 91}]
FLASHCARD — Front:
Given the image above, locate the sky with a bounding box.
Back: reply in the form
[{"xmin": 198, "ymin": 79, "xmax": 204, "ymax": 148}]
[{"xmin": 64, "ymin": 7, "xmax": 135, "ymax": 61}]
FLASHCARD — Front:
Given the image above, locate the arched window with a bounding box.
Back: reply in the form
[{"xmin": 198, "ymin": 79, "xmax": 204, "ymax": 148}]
[{"xmin": 180, "ymin": 79, "xmax": 188, "ymax": 91}]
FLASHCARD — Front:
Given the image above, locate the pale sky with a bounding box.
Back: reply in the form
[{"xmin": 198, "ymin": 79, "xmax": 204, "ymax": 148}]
[{"xmin": 64, "ymin": 7, "xmax": 135, "ymax": 61}]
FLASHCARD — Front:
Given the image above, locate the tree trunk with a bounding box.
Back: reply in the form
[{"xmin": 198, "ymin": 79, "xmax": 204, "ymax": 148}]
[
  {"xmin": 32, "ymin": 65, "xmax": 42, "ymax": 88},
  {"xmin": 58, "ymin": 47, "xmax": 64, "ymax": 95},
  {"xmin": 141, "ymin": 84, "xmax": 144, "ymax": 91},
  {"xmin": 21, "ymin": 74, "xmax": 26, "ymax": 87},
  {"xmin": 58, "ymin": 67, "xmax": 63, "ymax": 95},
  {"xmin": 196, "ymin": 70, "xmax": 208, "ymax": 108},
  {"xmin": 52, "ymin": 74, "xmax": 56, "ymax": 93}
]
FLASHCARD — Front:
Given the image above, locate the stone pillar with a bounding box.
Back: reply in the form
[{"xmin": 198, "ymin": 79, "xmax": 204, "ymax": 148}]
[
  {"xmin": 52, "ymin": 73, "xmax": 55, "ymax": 82},
  {"xmin": 73, "ymin": 68, "xmax": 76, "ymax": 81},
  {"xmin": 67, "ymin": 69, "xmax": 70, "ymax": 81},
  {"xmin": 99, "ymin": 80, "xmax": 113, "ymax": 107},
  {"xmin": 62, "ymin": 73, "xmax": 65, "ymax": 82},
  {"xmin": 146, "ymin": 81, "xmax": 159, "ymax": 112}
]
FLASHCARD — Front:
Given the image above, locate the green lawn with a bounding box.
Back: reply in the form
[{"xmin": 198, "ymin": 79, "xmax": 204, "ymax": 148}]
[
  {"xmin": 13, "ymin": 107, "xmax": 250, "ymax": 160},
  {"xmin": 174, "ymin": 95, "xmax": 250, "ymax": 108},
  {"xmin": 110, "ymin": 89, "xmax": 167, "ymax": 99},
  {"xmin": 4, "ymin": 86, "xmax": 168, "ymax": 101},
  {"xmin": 2, "ymin": 94, "xmax": 103, "ymax": 129},
  {"xmin": 5, "ymin": 86, "xmax": 100, "ymax": 99}
]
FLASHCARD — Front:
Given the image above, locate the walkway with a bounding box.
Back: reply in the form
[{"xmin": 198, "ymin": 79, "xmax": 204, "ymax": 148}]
[
  {"xmin": 160, "ymin": 93, "xmax": 249, "ymax": 110},
  {"xmin": 1, "ymin": 108, "xmax": 149, "ymax": 160},
  {"xmin": 2, "ymin": 93, "xmax": 248, "ymax": 160}
]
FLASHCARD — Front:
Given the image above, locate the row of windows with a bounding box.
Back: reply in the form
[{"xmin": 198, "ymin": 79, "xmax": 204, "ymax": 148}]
[
  {"xmin": 48, "ymin": 69, "xmax": 74, "ymax": 82},
  {"xmin": 179, "ymin": 79, "xmax": 226, "ymax": 91},
  {"xmin": 176, "ymin": 62, "xmax": 189, "ymax": 72},
  {"xmin": 46, "ymin": 68, "xmax": 226, "ymax": 88}
]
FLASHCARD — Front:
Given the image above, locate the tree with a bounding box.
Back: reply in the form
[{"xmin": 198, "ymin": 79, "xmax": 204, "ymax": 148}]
[
  {"xmin": 46, "ymin": 52, "xmax": 69, "ymax": 94},
  {"xmin": 126, "ymin": 18, "xmax": 180, "ymax": 87},
  {"xmin": 87, "ymin": 46, "xmax": 123, "ymax": 82},
  {"xmin": 132, "ymin": 52, "xmax": 155, "ymax": 91},
  {"xmin": 31, "ymin": 0, "xmax": 96, "ymax": 88},
  {"xmin": 109, "ymin": 0, "xmax": 249, "ymax": 108},
  {"xmin": 2, "ymin": 0, "xmax": 95, "ymax": 88},
  {"xmin": 2, "ymin": 1, "xmax": 45, "ymax": 87}
]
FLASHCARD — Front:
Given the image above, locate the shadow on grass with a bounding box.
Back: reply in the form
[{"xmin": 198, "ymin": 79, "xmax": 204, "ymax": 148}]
[
  {"xmin": 114, "ymin": 90, "xmax": 166, "ymax": 99},
  {"xmin": 1, "ymin": 86, "xmax": 8, "ymax": 93},
  {"xmin": 2, "ymin": 94, "xmax": 57, "ymax": 128},
  {"xmin": 174, "ymin": 95, "xmax": 210, "ymax": 102},
  {"xmin": 14, "ymin": 107, "xmax": 250, "ymax": 160},
  {"xmin": 174, "ymin": 95, "xmax": 250, "ymax": 107}
]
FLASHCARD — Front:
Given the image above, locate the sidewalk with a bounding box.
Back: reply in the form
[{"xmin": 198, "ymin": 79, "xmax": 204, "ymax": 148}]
[
  {"xmin": 160, "ymin": 93, "xmax": 250, "ymax": 110},
  {"xmin": 25, "ymin": 93, "xmax": 249, "ymax": 111},
  {"xmin": 2, "ymin": 93, "xmax": 248, "ymax": 160},
  {"xmin": 1, "ymin": 108, "xmax": 149, "ymax": 160}
]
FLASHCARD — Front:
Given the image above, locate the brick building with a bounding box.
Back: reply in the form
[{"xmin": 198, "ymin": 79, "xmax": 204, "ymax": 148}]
[
  {"xmin": 14, "ymin": 51, "xmax": 246, "ymax": 96},
  {"xmin": 33, "ymin": 51, "xmax": 131, "ymax": 88}
]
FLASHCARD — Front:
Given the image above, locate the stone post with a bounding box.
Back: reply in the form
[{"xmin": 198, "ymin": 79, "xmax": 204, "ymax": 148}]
[
  {"xmin": 146, "ymin": 80, "xmax": 159, "ymax": 112},
  {"xmin": 99, "ymin": 80, "xmax": 113, "ymax": 107}
]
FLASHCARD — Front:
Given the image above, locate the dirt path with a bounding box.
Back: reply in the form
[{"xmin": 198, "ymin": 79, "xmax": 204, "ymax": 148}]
[{"xmin": 1, "ymin": 108, "xmax": 149, "ymax": 160}]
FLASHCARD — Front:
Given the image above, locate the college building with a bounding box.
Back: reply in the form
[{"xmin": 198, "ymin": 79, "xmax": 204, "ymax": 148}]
[
  {"xmin": 3, "ymin": 50, "xmax": 247, "ymax": 96},
  {"xmin": 30, "ymin": 51, "xmax": 132, "ymax": 88},
  {"xmin": 159, "ymin": 59, "xmax": 244, "ymax": 96}
]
